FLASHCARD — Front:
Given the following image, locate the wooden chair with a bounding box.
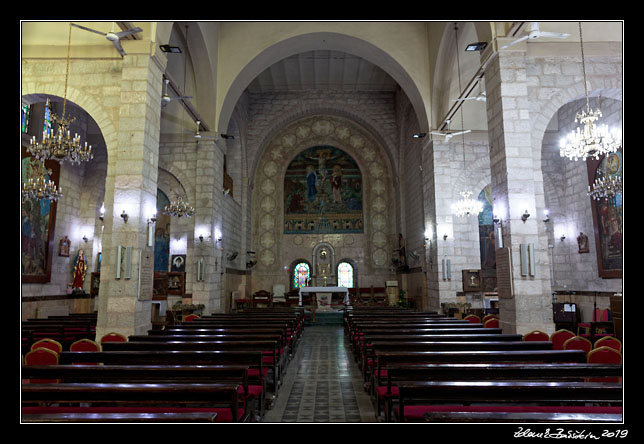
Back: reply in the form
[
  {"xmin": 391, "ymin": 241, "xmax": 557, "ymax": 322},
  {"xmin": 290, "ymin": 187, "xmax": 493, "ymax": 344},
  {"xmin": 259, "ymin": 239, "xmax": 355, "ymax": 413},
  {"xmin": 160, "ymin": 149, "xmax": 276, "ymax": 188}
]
[
  {"xmin": 252, "ymin": 290, "xmax": 273, "ymax": 308},
  {"xmin": 482, "ymin": 314, "xmax": 499, "ymax": 324},
  {"xmin": 24, "ymin": 348, "xmax": 59, "ymax": 383},
  {"xmin": 100, "ymin": 332, "xmax": 127, "ymax": 344},
  {"xmin": 550, "ymin": 329, "xmax": 575, "ymax": 350},
  {"xmin": 588, "ymin": 346, "xmax": 622, "ymax": 364},
  {"xmin": 563, "ymin": 335, "xmax": 593, "ymax": 358},
  {"xmin": 30, "ymin": 338, "xmax": 63, "ymax": 354},
  {"xmin": 70, "ymin": 338, "xmax": 101, "ymax": 352},
  {"xmin": 463, "ymin": 314, "xmax": 481, "ymax": 324},
  {"xmin": 594, "ymin": 336, "xmax": 622, "ymax": 353},
  {"xmin": 372, "ymin": 287, "xmax": 388, "ymax": 306},
  {"xmin": 285, "ymin": 290, "xmax": 300, "ymax": 307},
  {"xmin": 483, "ymin": 318, "xmax": 499, "ymax": 329},
  {"xmin": 523, "ymin": 330, "xmax": 549, "ymax": 342}
]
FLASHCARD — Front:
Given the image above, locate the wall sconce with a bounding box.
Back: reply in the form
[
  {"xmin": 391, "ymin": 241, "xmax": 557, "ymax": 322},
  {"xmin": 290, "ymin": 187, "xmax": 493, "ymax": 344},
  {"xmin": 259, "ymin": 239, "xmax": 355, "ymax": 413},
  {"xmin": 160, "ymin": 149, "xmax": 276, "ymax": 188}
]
[
  {"xmin": 443, "ymin": 233, "xmax": 448, "ymax": 241},
  {"xmin": 82, "ymin": 235, "xmax": 89, "ymax": 243},
  {"xmin": 147, "ymin": 213, "xmax": 157, "ymax": 225},
  {"xmin": 543, "ymin": 209, "xmax": 550, "ymax": 223},
  {"xmin": 521, "ymin": 210, "xmax": 530, "ymax": 222},
  {"xmin": 199, "ymin": 234, "xmax": 204, "ymax": 243},
  {"xmin": 120, "ymin": 210, "xmax": 129, "ymax": 223},
  {"xmin": 560, "ymin": 234, "xmax": 566, "ymax": 242},
  {"xmin": 99, "ymin": 203, "xmax": 105, "ymax": 221}
]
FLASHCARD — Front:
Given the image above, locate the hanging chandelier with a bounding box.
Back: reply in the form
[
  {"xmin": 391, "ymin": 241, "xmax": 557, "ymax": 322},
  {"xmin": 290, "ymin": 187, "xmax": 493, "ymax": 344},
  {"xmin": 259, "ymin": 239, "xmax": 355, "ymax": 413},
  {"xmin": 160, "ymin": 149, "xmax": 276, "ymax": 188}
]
[
  {"xmin": 22, "ymin": 159, "xmax": 63, "ymax": 202},
  {"xmin": 27, "ymin": 23, "xmax": 93, "ymax": 165},
  {"xmin": 559, "ymin": 23, "xmax": 622, "ymax": 161},
  {"xmin": 588, "ymin": 175, "xmax": 622, "ymax": 201},
  {"xmin": 163, "ymin": 196, "xmax": 195, "ymax": 218},
  {"xmin": 451, "ymin": 191, "xmax": 484, "ymax": 217},
  {"xmin": 450, "ymin": 23, "xmax": 482, "ymax": 218}
]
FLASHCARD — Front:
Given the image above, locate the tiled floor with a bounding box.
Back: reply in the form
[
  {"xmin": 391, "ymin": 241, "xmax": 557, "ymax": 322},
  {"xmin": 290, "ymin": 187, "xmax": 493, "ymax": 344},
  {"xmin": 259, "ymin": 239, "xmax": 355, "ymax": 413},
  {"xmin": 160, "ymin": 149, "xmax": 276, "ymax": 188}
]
[{"xmin": 263, "ymin": 325, "xmax": 377, "ymax": 423}]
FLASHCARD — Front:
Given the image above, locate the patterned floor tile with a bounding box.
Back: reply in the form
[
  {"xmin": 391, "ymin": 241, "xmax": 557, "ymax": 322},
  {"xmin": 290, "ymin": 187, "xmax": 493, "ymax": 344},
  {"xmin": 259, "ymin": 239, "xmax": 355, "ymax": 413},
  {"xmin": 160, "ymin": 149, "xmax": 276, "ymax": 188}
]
[{"xmin": 262, "ymin": 325, "xmax": 376, "ymax": 423}]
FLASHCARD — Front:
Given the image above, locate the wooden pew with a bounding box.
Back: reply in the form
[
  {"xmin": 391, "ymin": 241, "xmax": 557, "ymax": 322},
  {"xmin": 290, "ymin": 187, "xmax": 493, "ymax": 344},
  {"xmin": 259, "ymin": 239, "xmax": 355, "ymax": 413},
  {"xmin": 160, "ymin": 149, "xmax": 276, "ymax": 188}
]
[
  {"xmin": 22, "ymin": 382, "xmax": 245, "ymax": 422},
  {"xmin": 422, "ymin": 411, "xmax": 622, "ymax": 423},
  {"xmin": 396, "ymin": 380, "xmax": 622, "ymax": 422},
  {"xmin": 380, "ymin": 362, "xmax": 623, "ymax": 421},
  {"xmin": 22, "ymin": 411, "xmax": 219, "ymax": 423},
  {"xmin": 366, "ymin": 340, "xmax": 554, "ymax": 385},
  {"xmin": 21, "ymin": 363, "xmax": 259, "ymax": 419},
  {"xmin": 101, "ymin": 340, "xmax": 282, "ymax": 393}
]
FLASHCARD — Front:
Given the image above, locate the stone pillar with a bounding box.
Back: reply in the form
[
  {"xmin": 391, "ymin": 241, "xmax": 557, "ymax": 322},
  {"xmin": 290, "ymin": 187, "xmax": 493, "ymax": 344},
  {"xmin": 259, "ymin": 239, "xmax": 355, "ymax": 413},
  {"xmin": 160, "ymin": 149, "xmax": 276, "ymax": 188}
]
[
  {"xmin": 484, "ymin": 48, "xmax": 553, "ymax": 335},
  {"xmin": 95, "ymin": 48, "xmax": 167, "ymax": 339},
  {"xmin": 190, "ymin": 137, "xmax": 225, "ymax": 314},
  {"xmin": 422, "ymin": 139, "xmax": 457, "ymax": 312}
]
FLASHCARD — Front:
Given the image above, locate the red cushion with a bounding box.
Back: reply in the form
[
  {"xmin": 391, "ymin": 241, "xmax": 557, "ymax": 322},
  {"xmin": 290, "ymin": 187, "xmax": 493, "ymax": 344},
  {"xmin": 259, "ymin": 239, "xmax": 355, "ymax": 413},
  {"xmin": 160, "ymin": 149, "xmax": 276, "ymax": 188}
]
[{"xmin": 376, "ymin": 386, "xmax": 399, "ymax": 397}]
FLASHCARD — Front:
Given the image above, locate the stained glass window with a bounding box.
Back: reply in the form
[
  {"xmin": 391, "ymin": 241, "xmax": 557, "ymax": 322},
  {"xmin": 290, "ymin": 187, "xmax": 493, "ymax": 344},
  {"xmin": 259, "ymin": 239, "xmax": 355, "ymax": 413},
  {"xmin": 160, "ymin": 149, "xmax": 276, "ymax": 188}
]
[
  {"xmin": 44, "ymin": 99, "xmax": 52, "ymax": 137},
  {"xmin": 337, "ymin": 262, "xmax": 354, "ymax": 288},
  {"xmin": 293, "ymin": 262, "xmax": 310, "ymax": 288},
  {"xmin": 21, "ymin": 104, "xmax": 30, "ymax": 133}
]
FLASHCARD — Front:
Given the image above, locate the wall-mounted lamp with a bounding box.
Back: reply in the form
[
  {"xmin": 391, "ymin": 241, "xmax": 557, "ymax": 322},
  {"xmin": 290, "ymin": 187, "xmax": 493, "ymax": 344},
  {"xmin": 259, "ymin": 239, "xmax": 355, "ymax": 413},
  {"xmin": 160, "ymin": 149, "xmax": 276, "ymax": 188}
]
[
  {"xmin": 99, "ymin": 203, "xmax": 105, "ymax": 221},
  {"xmin": 443, "ymin": 233, "xmax": 448, "ymax": 241},
  {"xmin": 120, "ymin": 210, "xmax": 129, "ymax": 223},
  {"xmin": 147, "ymin": 213, "xmax": 157, "ymax": 225},
  {"xmin": 560, "ymin": 234, "xmax": 566, "ymax": 242},
  {"xmin": 412, "ymin": 132, "xmax": 427, "ymax": 138},
  {"xmin": 82, "ymin": 235, "xmax": 89, "ymax": 243},
  {"xmin": 543, "ymin": 209, "xmax": 550, "ymax": 223},
  {"xmin": 521, "ymin": 210, "xmax": 530, "ymax": 222}
]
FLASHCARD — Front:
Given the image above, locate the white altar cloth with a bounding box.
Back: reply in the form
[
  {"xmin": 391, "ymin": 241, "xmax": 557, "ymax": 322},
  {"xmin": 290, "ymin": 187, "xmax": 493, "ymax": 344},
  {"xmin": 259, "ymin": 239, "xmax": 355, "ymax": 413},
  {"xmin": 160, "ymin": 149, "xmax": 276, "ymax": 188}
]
[{"xmin": 298, "ymin": 286, "xmax": 349, "ymax": 306}]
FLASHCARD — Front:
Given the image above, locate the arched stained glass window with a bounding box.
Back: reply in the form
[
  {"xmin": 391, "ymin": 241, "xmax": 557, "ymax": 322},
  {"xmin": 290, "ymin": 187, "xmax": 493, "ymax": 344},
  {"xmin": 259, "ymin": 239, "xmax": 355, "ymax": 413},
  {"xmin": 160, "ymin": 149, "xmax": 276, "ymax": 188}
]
[
  {"xmin": 337, "ymin": 262, "xmax": 354, "ymax": 288},
  {"xmin": 293, "ymin": 262, "xmax": 310, "ymax": 288}
]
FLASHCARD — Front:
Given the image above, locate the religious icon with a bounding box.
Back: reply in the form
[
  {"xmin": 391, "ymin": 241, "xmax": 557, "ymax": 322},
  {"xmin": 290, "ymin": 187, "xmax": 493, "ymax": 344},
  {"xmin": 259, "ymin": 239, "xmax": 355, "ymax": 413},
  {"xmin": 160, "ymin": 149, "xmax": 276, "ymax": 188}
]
[
  {"xmin": 72, "ymin": 249, "xmax": 87, "ymax": 291},
  {"xmin": 171, "ymin": 254, "xmax": 186, "ymax": 272},
  {"xmin": 59, "ymin": 235, "xmax": 71, "ymax": 257},
  {"xmin": 577, "ymin": 232, "xmax": 590, "ymax": 254}
]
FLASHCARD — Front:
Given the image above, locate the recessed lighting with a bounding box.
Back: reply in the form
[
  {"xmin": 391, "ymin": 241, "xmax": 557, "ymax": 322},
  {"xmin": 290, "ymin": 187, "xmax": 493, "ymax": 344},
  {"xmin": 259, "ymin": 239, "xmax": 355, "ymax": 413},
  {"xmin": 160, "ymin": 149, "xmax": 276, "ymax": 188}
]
[
  {"xmin": 160, "ymin": 44, "xmax": 182, "ymax": 53},
  {"xmin": 465, "ymin": 42, "xmax": 487, "ymax": 51}
]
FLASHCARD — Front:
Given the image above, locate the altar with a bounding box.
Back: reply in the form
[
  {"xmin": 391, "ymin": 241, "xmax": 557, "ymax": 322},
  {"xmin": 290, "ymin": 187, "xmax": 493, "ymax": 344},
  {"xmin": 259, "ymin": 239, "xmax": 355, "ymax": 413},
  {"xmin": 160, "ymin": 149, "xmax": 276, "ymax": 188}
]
[{"xmin": 298, "ymin": 286, "xmax": 349, "ymax": 309}]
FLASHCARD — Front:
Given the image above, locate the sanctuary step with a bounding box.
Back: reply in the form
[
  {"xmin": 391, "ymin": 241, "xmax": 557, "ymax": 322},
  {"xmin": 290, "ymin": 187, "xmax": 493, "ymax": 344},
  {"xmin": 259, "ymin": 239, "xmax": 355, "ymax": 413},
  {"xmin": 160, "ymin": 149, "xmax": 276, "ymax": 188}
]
[{"xmin": 311, "ymin": 311, "xmax": 344, "ymax": 326}]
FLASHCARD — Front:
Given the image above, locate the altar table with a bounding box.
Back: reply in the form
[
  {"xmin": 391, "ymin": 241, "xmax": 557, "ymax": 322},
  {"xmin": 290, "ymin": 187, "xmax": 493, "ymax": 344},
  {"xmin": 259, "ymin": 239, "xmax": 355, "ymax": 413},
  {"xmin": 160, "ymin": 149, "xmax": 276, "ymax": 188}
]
[{"xmin": 298, "ymin": 286, "xmax": 349, "ymax": 306}]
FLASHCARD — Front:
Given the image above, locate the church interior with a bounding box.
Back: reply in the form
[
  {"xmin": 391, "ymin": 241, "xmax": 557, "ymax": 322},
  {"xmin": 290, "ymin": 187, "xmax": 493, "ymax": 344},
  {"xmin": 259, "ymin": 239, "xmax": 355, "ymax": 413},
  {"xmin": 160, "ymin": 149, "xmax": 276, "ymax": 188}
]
[{"xmin": 21, "ymin": 21, "xmax": 623, "ymax": 424}]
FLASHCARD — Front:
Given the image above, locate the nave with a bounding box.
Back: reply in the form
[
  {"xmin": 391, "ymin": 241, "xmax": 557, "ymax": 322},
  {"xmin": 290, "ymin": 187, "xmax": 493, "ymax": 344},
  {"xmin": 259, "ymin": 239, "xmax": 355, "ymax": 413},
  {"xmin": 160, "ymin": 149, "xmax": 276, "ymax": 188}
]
[{"xmin": 263, "ymin": 325, "xmax": 376, "ymax": 423}]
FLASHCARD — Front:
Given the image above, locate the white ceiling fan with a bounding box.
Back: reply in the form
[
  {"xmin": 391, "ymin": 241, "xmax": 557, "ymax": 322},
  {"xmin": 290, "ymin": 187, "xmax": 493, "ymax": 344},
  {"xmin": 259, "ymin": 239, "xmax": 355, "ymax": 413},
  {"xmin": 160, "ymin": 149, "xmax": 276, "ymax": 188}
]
[
  {"xmin": 430, "ymin": 119, "xmax": 471, "ymax": 141},
  {"xmin": 162, "ymin": 79, "xmax": 193, "ymax": 108},
  {"xmin": 501, "ymin": 22, "xmax": 571, "ymax": 49},
  {"xmin": 71, "ymin": 23, "xmax": 142, "ymax": 56},
  {"xmin": 193, "ymin": 120, "xmax": 216, "ymax": 142}
]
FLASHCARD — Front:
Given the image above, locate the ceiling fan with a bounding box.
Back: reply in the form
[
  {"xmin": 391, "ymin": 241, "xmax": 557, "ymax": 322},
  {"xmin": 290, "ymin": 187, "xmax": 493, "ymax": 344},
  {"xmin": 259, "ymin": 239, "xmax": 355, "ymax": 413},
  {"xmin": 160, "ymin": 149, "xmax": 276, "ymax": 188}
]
[
  {"xmin": 71, "ymin": 23, "xmax": 142, "ymax": 56},
  {"xmin": 192, "ymin": 120, "xmax": 217, "ymax": 142},
  {"xmin": 162, "ymin": 79, "xmax": 192, "ymax": 108},
  {"xmin": 430, "ymin": 119, "xmax": 471, "ymax": 141},
  {"xmin": 501, "ymin": 22, "xmax": 571, "ymax": 49}
]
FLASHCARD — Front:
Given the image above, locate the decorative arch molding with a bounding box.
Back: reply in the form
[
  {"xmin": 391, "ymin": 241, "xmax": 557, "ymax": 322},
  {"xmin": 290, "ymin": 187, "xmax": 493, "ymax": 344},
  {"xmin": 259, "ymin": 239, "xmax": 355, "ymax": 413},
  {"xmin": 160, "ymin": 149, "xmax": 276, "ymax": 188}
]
[
  {"xmin": 251, "ymin": 114, "xmax": 395, "ymax": 275},
  {"xmin": 451, "ymin": 154, "xmax": 491, "ymax": 199},
  {"xmin": 157, "ymin": 167, "xmax": 194, "ymax": 203},
  {"xmin": 21, "ymin": 87, "xmax": 118, "ymax": 158},
  {"xmin": 249, "ymin": 106, "xmax": 397, "ymax": 189},
  {"xmin": 218, "ymin": 31, "xmax": 429, "ymax": 136}
]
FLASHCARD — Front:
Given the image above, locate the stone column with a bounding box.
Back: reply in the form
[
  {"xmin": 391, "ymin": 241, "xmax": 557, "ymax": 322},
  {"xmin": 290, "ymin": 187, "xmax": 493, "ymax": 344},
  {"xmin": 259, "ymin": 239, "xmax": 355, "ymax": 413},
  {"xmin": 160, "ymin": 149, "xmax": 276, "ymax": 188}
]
[
  {"xmin": 484, "ymin": 47, "xmax": 553, "ymax": 334},
  {"xmin": 95, "ymin": 48, "xmax": 167, "ymax": 339},
  {"xmin": 190, "ymin": 138, "xmax": 225, "ymax": 314},
  {"xmin": 422, "ymin": 139, "xmax": 457, "ymax": 313}
]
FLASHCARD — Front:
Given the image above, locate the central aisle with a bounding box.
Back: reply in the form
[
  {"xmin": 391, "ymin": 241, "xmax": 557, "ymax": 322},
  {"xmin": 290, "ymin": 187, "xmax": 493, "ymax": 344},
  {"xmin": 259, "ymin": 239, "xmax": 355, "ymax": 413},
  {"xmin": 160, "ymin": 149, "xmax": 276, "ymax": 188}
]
[{"xmin": 263, "ymin": 325, "xmax": 377, "ymax": 423}]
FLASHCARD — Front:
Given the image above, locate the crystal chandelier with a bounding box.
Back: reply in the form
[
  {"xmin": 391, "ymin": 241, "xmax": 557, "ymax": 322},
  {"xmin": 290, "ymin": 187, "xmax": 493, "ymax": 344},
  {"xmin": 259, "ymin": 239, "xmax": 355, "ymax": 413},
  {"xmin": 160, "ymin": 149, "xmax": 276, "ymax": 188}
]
[
  {"xmin": 560, "ymin": 23, "xmax": 622, "ymax": 161},
  {"xmin": 451, "ymin": 191, "xmax": 484, "ymax": 217},
  {"xmin": 27, "ymin": 23, "xmax": 93, "ymax": 165},
  {"xmin": 22, "ymin": 159, "xmax": 63, "ymax": 202},
  {"xmin": 163, "ymin": 196, "xmax": 195, "ymax": 218},
  {"xmin": 588, "ymin": 175, "xmax": 622, "ymax": 201}
]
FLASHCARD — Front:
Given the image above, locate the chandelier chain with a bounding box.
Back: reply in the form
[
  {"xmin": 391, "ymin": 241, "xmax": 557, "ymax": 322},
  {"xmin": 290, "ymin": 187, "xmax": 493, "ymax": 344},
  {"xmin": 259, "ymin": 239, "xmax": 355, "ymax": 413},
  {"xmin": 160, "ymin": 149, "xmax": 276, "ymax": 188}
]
[{"xmin": 579, "ymin": 22, "xmax": 589, "ymax": 112}]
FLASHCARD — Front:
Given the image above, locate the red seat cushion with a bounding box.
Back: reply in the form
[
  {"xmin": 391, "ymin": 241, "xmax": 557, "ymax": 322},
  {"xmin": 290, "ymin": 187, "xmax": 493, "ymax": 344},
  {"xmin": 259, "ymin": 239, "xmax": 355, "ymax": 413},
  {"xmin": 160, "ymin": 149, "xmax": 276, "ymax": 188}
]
[{"xmin": 376, "ymin": 386, "xmax": 399, "ymax": 398}]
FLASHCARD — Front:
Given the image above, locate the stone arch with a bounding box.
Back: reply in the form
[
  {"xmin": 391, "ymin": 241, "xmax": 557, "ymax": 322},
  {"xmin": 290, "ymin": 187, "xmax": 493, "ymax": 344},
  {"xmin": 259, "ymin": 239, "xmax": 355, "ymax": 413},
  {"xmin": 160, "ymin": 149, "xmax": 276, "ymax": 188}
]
[
  {"xmin": 249, "ymin": 106, "xmax": 397, "ymax": 190},
  {"xmin": 451, "ymin": 154, "xmax": 491, "ymax": 199},
  {"xmin": 251, "ymin": 114, "xmax": 395, "ymax": 277},
  {"xmin": 218, "ymin": 31, "xmax": 429, "ymax": 135},
  {"xmin": 21, "ymin": 86, "xmax": 118, "ymax": 159}
]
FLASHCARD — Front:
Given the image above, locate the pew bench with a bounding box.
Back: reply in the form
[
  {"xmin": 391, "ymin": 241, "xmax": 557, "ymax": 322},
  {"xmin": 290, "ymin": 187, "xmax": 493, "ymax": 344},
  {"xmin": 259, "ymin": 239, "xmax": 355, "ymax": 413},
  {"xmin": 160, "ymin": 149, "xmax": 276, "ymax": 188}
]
[
  {"xmin": 378, "ymin": 362, "xmax": 623, "ymax": 421},
  {"xmin": 22, "ymin": 382, "xmax": 246, "ymax": 422},
  {"xmin": 101, "ymin": 340, "xmax": 282, "ymax": 394},
  {"xmin": 422, "ymin": 410, "xmax": 622, "ymax": 423},
  {"xmin": 22, "ymin": 411, "xmax": 219, "ymax": 423},
  {"xmin": 21, "ymin": 363, "xmax": 260, "ymax": 420},
  {"xmin": 395, "ymin": 380, "xmax": 622, "ymax": 422}
]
